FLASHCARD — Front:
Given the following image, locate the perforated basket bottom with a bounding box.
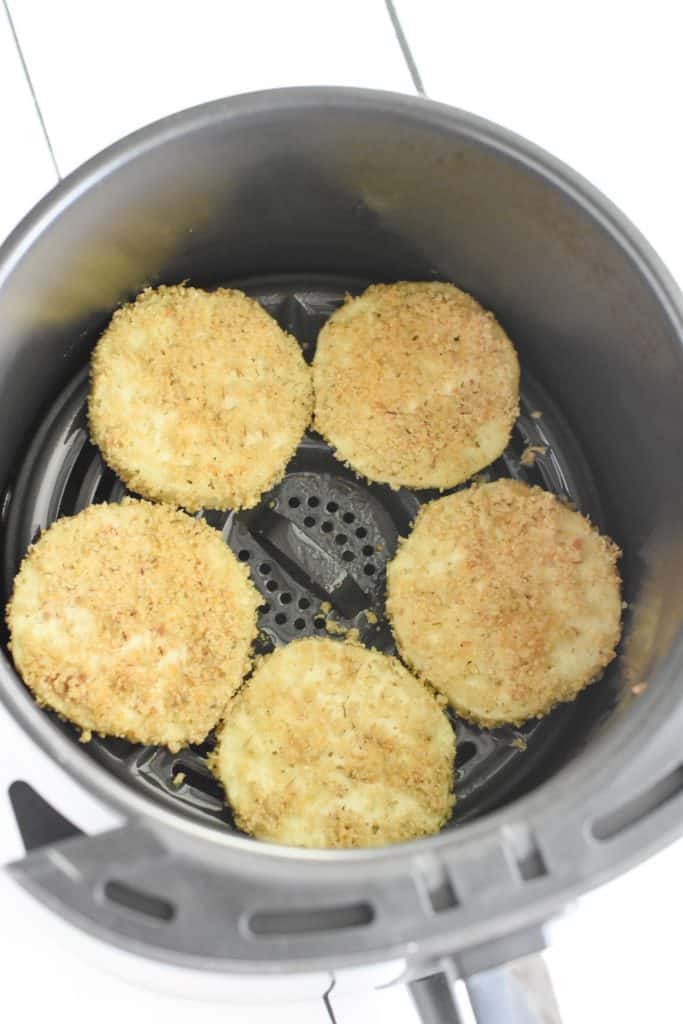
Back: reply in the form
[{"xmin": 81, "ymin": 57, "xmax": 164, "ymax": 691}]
[{"xmin": 1, "ymin": 274, "xmax": 616, "ymax": 836}]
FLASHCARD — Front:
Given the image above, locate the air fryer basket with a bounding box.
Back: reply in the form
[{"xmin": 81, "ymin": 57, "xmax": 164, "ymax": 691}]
[
  {"xmin": 0, "ymin": 89, "xmax": 682, "ymax": 1013},
  {"xmin": 1, "ymin": 274, "xmax": 614, "ymax": 835}
]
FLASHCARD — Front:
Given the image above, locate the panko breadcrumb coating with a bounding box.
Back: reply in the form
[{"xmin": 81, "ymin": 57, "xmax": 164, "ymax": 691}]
[
  {"xmin": 6, "ymin": 499, "xmax": 260, "ymax": 750},
  {"xmin": 212, "ymin": 637, "xmax": 455, "ymax": 848},
  {"xmin": 312, "ymin": 281, "xmax": 519, "ymax": 489},
  {"xmin": 387, "ymin": 480, "xmax": 622, "ymax": 727},
  {"xmin": 89, "ymin": 285, "xmax": 312, "ymax": 511}
]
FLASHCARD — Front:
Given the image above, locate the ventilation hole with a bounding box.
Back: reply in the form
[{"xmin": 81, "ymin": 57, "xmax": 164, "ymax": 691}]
[
  {"xmin": 326, "ymin": 501, "xmax": 339, "ymax": 513},
  {"xmin": 592, "ymin": 764, "xmax": 683, "ymax": 841},
  {"xmin": 249, "ymin": 902, "xmax": 373, "ymax": 937},
  {"xmin": 427, "ymin": 876, "xmax": 459, "ymax": 913},
  {"xmin": 364, "ymin": 564, "xmax": 376, "ymax": 576},
  {"xmin": 517, "ymin": 846, "xmax": 548, "ymax": 881},
  {"xmin": 172, "ymin": 762, "xmax": 223, "ymax": 797},
  {"xmin": 298, "ymin": 598, "xmax": 310, "ymax": 610},
  {"xmin": 280, "ymin": 592, "xmax": 292, "ymax": 605},
  {"xmin": 238, "ymin": 549, "xmax": 250, "ymax": 562},
  {"xmin": 288, "ymin": 497, "xmax": 300, "ymax": 508},
  {"xmin": 307, "ymin": 496, "xmax": 320, "ymax": 508},
  {"xmin": 342, "ymin": 512, "xmax": 355, "ymax": 524},
  {"xmin": 258, "ymin": 562, "xmax": 271, "ymax": 575},
  {"xmin": 342, "ymin": 551, "xmax": 354, "ymax": 562},
  {"xmin": 356, "ymin": 527, "xmax": 367, "ymax": 539},
  {"xmin": 190, "ymin": 735, "xmax": 217, "ymax": 758},
  {"xmin": 304, "ymin": 516, "xmax": 316, "ymax": 527},
  {"xmin": 456, "ymin": 741, "xmax": 477, "ymax": 767},
  {"xmin": 202, "ymin": 509, "xmax": 226, "ymax": 530},
  {"xmin": 266, "ymin": 579, "xmax": 278, "ymax": 592},
  {"xmin": 321, "ymin": 521, "xmax": 333, "ymax": 533},
  {"xmin": 104, "ymin": 881, "xmax": 175, "ymax": 922},
  {"xmin": 335, "ymin": 534, "xmax": 347, "ymax": 545},
  {"xmin": 314, "ymin": 617, "xmax": 326, "ymax": 629},
  {"xmin": 294, "ymin": 618, "xmax": 306, "ymax": 630},
  {"xmin": 275, "ymin": 613, "xmax": 287, "ymax": 625},
  {"xmin": 262, "ymin": 602, "xmax": 271, "ymax": 613},
  {"xmin": 362, "ymin": 545, "xmax": 374, "ymax": 556}
]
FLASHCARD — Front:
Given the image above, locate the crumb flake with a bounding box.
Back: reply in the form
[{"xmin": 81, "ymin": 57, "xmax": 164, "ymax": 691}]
[{"xmin": 520, "ymin": 445, "xmax": 548, "ymax": 467}]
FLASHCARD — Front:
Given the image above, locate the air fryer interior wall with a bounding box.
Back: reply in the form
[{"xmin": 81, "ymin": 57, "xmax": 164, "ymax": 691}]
[{"xmin": 0, "ymin": 91, "xmax": 682, "ymax": 847}]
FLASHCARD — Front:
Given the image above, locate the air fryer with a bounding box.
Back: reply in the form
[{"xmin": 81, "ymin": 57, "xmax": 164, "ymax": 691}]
[{"xmin": 0, "ymin": 88, "xmax": 682, "ymax": 1023}]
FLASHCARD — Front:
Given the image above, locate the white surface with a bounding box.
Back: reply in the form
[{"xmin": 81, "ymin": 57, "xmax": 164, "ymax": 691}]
[
  {"xmin": 547, "ymin": 838, "xmax": 683, "ymax": 1023},
  {"xmin": 394, "ymin": 0, "xmax": 683, "ymax": 287},
  {"xmin": 6, "ymin": 0, "xmax": 413, "ymax": 175},
  {"xmin": 1, "ymin": 1, "xmax": 682, "ymax": 1021},
  {"xmin": 0, "ymin": 4, "xmax": 57, "ymax": 242}
]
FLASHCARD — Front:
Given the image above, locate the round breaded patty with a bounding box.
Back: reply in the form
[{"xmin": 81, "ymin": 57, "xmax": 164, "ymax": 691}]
[
  {"xmin": 89, "ymin": 285, "xmax": 312, "ymax": 511},
  {"xmin": 387, "ymin": 480, "xmax": 622, "ymax": 727},
  {"xmin": 6, "ymin": 499, "xmax": 260, "ymax": 750},
  {"xmin": 213, "ymin": 638, "xmax": 455, "ymax": 848},
  {"xmin": 313, "ymin": 281, "xmax": 519, "ymax": 489}
]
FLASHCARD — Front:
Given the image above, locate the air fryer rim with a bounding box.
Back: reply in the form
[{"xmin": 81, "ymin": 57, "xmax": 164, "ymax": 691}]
[{"xmin": 1, "ymin": 87, "xmax": 682, "ymax": 882}]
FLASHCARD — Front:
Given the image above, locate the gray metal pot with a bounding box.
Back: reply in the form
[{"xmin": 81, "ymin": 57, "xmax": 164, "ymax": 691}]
[{"xmin": 1, "ymin": 88, "xmax": 682, "ymax": 1023}]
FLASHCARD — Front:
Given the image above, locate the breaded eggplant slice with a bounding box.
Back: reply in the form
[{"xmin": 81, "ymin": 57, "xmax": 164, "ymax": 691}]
[
  {"xmin": 213, "ymin": 637, "xmax": 455, "ymax": 848},
  {"xmin": 387, "ymin": 479, "xmax": 621, "ymax": 726},
  {"xmin": 7, "ymin": 499, "xmax": 260, "ymax": 750},
  {"xmin": 313, "ymin": 281, "xmax": 519, "ymax": 489},
  {"xmin": 89, "ymin": 285, "xmax": 312, "ymax": 511}
]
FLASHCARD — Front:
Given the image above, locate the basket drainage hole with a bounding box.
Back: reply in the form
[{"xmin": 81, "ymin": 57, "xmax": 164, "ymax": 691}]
[
  {"xmin": 259, "ymin": 562, "xmax": 271, "ymax": 575},
  {"xmin": 342, "ymin": 512, "xmax": 355, "ymax": 524},
  {"xmin": 275, "ymin": 613, "xmax": 287, "ymax": 625},
  {"xmin": 298, "ymin": 598, "xmax": 311, "ymax": 610},
  {"xmin": 280, "ymin": 592, "xmax": 292, "ymax": 605},
  {"xmin": 364, "ymin": 564, "xmax": 376, "ymax": 576},
  {"xmin": 104, "ymin": 881, "xmax": 175, "ymax": 922},
  {"xmin": 266, "ymin": 580, "xmax": 278, "ymax": 592},
  {"xmin": 342, "ymin": 551, "xmax": 354, "ymax": 562},
  {"xmin": 321, "ymin": 521, "xmax": 333, "ymax": 533},
  {"xmin": 335, "ymin": 534, "xmax": 347, "ymax": 545},
  {"xmin": 326, "ymin": 502, "xmax": 339, "ymax": 513},
  {"xmin": 238, "ymin": 549, "xmax": 250, "ymax": 562},
  {"xmin": 172, "ymin": 762, "xmax": 222, "ymax": 796},
  {"xmin": 307, "ymin": 496, "xmax": 320, "ymax": 508},
  {"xmin": 304, "ymin": 516, "xmax": 316, "ymax": 527},
  {"xmin": 314, "ymin": 616, "xmax": 326, "ymax": 629},
  {"xmin": 288, "ymin": 497, "xmax": 300, "ymax": 508},
  {"xmin": 362, "ymin": 545, "xmax": 374, "ymax": 557},
  {"xmin": 356, "ymin": 527, "xmax": 367, "ymax": 539},
  {"xmin": 294, "ymin": 618, "xmax": 306, "ymax": 630}
]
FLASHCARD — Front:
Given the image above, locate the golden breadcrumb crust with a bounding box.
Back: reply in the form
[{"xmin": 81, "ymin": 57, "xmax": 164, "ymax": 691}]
[
  {"xmin": 313, "ymin": 281, "xmax": 519, "ymax": 489},
  {"xmin": 6, "ymin": 499, "xmax": 260, "ymax": 750},
  {"xmin": 387, "ymin": 480, "xmax": 622, "ymax": 727},
  {"xmin": 212, "ymin": 637, "xmax": 455, "ymax": 848},
  {"xmin": 89, "ymin": 285, "xmax": 313, "ymax": 511}
]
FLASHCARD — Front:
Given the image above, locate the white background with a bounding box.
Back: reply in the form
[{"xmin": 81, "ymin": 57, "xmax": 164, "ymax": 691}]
[{"xmin": 1, "ymin": 1, "xmax": 681, "ymax": 1021}]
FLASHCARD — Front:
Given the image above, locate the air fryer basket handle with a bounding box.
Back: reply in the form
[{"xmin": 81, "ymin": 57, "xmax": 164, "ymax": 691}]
[{"xmin": 409, "ymin": 955, "xmax": 563, "ymax": 1024}]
